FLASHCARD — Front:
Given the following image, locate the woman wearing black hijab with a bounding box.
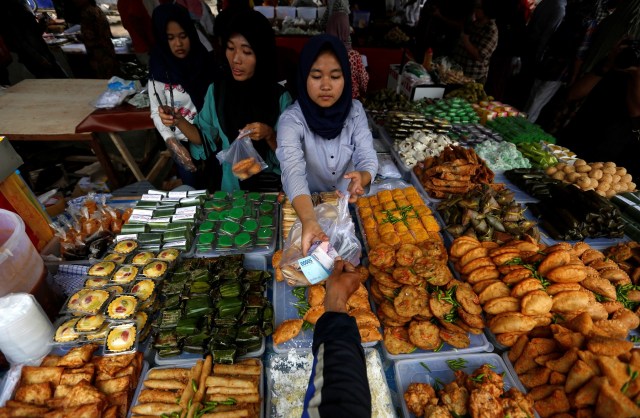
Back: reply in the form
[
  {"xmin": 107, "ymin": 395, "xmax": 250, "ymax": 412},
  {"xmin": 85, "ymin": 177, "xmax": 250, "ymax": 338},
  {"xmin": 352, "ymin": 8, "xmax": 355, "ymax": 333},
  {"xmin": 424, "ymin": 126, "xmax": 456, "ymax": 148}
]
[
  {"xmin": 159, "ymin": 9, "xmax": 292, "ymax": 192},
  {"xmin": 276, "ymin": 34, "xmax": 377, "ymax": 256},
  {"xmin": 149, "ymin": 3, "xmax": 217, "ymax": 187}
]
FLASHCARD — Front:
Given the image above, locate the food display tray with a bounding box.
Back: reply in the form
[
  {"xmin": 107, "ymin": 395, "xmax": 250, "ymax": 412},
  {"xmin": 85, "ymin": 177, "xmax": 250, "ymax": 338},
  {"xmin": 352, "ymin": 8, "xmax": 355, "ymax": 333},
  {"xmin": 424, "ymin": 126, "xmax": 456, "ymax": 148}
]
[
  {"xmin": 272, "ymin": 276, "xmax": 379, "ymax": 354},
  {"xmin": 372, "ymin": 296, "xmax": 493, "ymax": 361},
  {"xmin": 526, "ymin": 205, "xmax": 631, "ymax": 250},
  {"xmin": 266, "ymin": 348, "xmax": 396, "ymax": 418},
  {"xmin": 193, "ymin": 203, "xmax": 280, "ymax": 258},
  {"xmin": 129, "ymin": 361, "xmax": 263, "ymax": 418},
  {"xmin": 394, "ymin": 353, "xmax": 531, "ymax": 418}
]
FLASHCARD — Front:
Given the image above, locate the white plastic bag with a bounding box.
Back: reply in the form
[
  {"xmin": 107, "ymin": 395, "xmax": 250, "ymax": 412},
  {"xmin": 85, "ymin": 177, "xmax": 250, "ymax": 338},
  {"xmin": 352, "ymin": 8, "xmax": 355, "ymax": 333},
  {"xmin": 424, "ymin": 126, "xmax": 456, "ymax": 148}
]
[
  {"xmin": 377, "ymin": 154, "xmax": 403, "ymax": 179},
  {"xmin": 216, "ymin": 136, "xmax": 268, "ymax": 180},
  {"xmin": 280, "ymin": 193, "xmax": 362, "ymax": 286}
]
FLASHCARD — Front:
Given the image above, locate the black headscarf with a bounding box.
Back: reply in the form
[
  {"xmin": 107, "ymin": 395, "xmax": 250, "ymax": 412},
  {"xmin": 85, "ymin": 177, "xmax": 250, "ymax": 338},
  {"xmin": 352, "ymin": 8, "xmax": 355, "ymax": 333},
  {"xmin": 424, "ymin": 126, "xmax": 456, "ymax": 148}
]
[
  {"xmin": 149, "ymin": 3, "xmax": 215, "ymax": 111},
  {"xmin": 216, "ymin": 9, "xmax": 281, "ymax": 158},
  {"xmin": 296, "ymin": 34, "xmax": 352, "ymax": 140}
]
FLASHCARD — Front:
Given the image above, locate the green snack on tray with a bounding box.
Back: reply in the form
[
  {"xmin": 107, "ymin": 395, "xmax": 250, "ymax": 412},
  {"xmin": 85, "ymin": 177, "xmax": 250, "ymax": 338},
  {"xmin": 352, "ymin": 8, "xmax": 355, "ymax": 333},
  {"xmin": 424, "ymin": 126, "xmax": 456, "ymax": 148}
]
[
  {"xmin": 154, "ymin": 330, "xmax": 178, "ymax": 349},
  {"xmin": 221, "ymin": 221, "xmax": 241, "ymax": 235},
  {"xmin": 242, "ymin": 219, "xmax": 258, "ymax": 233},
  {"xmin": 227, "ymin": 208, "xmax": 244, "ymax": 221},
  {"xmin": 138, "ymin": 233, "xmax": 163, "ymax": 244},
  {"xmin": 189, "ymin": 281, "xmax": 211, "ymax": 294},
  {"xmin": 232, "ymin": 190, "xmax": 245, "ymax": 199},
  {"xmin": 232, "ymin": 198, "xmax": 247, "ymax": 208},
  {"xmin": 184, "ymin": 296, "xmax": 213, "ymax": 318},
  {"xmin": 121, "ymin": 224, "xmax": 147, "ymax": 234},
  {"xmin": 207, "ymin": 211, "xmax": 221, "ymax": 221},
  {"xmin": 135, "ymin": 200, "xmax": 158, "ymax": 208},
  {"xmin": 153, "ymin": 207, "xmax": 175, "ymax": 217},
  {"xmin": 176, "ymin": 317, "xmax": 199, "ymax": 336},
  {"xmin": 234, "ymin": 232, "xmax": 252, "ymax": 247},
  {"xmin": 211, "ymin": 201, "xmax": 227, "ymax": 211},
  {"xmin": 213, "ymin": 191, "xmax": 228, "ymax": 200},
  {"xmin": 257, "ymin": 228, "xmax": 273, "ymax": 240},
  {"xmin": 258, "ymin": 215, "xmax": 273, "ymax": 227},
  {"xmin": 199, "ymin": 221, "xmax": 214, "ymax": 233},
  {"xmin": 159, "ymin": 309, "xmax": 181, "ymax": 329},
  {"xmin": 259, "ymin": 202, "xmax": 274, "ymax": 214},
  {"xmin": 147, "ymin": 219, "xmax": 170, "ymax": 231},
  {"xmin": 164, "ymin": 229, "xmax": 189, "ymax": 242},
  {"xmin": 198, "ymin": 233, "xmax": 215, "ymax": 245},
  {"xmin": 247, "ymin": 192, "xmax": 261, "ymax": 201},
  {"xmin": 166, "ymin": 222, "xmax": 189, "ymax": 231},
  {"xmin": 217, "ymin": 235, "xmax": 233, "ymax": 248},
  {"xmin": 219, "ymin": 281, "xmax": 242, "ymax": 298},
  {"xmin": 262, "ymin": 194, "xmax": 277, "ymax": 203},
  {"xmin": 217, "ymin": 296, "xmax": 243, "ymax": 318}
]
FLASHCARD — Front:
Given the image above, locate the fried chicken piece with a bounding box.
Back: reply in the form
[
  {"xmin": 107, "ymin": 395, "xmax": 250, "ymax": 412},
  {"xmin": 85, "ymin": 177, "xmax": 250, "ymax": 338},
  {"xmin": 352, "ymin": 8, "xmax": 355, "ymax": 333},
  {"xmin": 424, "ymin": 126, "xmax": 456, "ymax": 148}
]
[
  {"xmin": 439, "ymin": 381, "xmax": 469, "ymax": 417},
  {"xmin": 404, "ymin": 383, "xmax": 436, "ymax": 417},
  {"xmin": 502, "ymin": 388, "xmax": 535, "ymax": 418},
  {"xmin": 272, "ymin": 319, "xmax": 303, "ymax": 345},
  {"xmin": 468, "ymin": 389, "xmax": 503, "ymax": 418},
  {"xmin": 307, "ymin": 285, "xmax": 325, "ymax": 307},
  {"xmin": 466, "ymin": 365, "xmax": 504, "ymax": 399},
  {"xmin": 423, "ymin": 405, "xmax": 454, "ymax": 418}
]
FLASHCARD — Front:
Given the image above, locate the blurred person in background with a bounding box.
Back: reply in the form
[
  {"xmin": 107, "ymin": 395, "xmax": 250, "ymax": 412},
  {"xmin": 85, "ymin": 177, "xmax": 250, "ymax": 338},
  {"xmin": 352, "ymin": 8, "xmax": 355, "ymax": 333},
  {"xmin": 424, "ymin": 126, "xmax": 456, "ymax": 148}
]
[
  {"xmin": 450, "ymin": 0, "xmax": 499, "ymax": 84},
  {"xmin": 73, "ymin": 0, "xmax": 120, "ymax": 78},
  {"xmin": 117, "ymin": 0, "xmax": 156, "ymax": 65},
  {"xmin": 0, "ymin": 0, "xmax": 67, "ymax": 78},
  {"xmin": 325, "ymin": 11, "xmax": 369, "ymax": 99}
]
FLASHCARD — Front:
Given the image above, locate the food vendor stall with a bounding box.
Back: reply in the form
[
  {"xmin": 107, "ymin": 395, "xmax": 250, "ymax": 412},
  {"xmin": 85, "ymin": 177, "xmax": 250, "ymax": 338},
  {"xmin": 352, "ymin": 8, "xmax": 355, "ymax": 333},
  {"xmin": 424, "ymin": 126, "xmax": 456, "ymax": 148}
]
[{"xmin": 1, "ymin": 76, "xmax": 639, "ymax": 418}]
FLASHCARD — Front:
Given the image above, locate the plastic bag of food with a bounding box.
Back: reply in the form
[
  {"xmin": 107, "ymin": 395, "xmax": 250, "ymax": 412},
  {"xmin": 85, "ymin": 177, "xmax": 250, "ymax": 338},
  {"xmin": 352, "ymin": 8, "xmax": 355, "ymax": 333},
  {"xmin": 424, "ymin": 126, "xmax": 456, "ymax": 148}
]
[
  {"xmin": 377, "ymin": 154, "xmax": 403, "ymax": 179},
  {"xmin": 280, "ymin": 193, "xmax": 362, "ymax": 286},
  {"xmin": 216, "ymin": 136, "xmax": 268, "ymax": 180}
]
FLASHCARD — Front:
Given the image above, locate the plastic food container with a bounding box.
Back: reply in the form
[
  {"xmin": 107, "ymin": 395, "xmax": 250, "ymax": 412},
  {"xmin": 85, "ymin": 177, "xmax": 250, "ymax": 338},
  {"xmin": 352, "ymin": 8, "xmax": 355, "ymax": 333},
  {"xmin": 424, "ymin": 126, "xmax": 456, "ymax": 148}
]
[
  {"xmin": 0, "ymin": 209, "xmax": 45, "ymax": 296},
  {"xmin": 130, "ymin": 361, "xmax": 264, "ymax": 418},
  {"xmin": 296, "ymin": 6, "xmax": 316, "ymax": 20},
  {"xmin": 272, "ymin": 275, "xmax": 379, "ymax": 353},
  {"xmin": 254, "ymin": 5, "xmax": 275, "ymax": 19},
  {"xmin": 394, "ymin": 353, "xmax": 529, "ymax": 418},
  {"xmin": 275, "ymin": 6, "xmax": 296, "ymax": 19}
]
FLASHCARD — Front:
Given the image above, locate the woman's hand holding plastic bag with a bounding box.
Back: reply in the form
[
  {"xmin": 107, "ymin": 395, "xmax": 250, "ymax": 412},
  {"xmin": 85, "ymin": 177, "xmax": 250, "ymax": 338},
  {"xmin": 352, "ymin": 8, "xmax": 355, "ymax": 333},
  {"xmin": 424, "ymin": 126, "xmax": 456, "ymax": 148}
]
[
  {"xmin": 216, "ymin": 135, "xmax": 268, "ymax": 180},
  {"xmin": 279, "ymin": 193, "xmax": 362, "ymax": 286}
]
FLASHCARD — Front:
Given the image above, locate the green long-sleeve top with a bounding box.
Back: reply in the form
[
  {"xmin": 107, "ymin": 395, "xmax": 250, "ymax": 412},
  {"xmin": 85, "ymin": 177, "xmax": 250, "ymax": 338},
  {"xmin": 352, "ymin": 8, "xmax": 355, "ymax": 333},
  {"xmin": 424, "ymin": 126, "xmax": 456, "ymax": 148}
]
[{"xmin": 190, "ymin": 83, "xmax": 293, "ymax": 192}]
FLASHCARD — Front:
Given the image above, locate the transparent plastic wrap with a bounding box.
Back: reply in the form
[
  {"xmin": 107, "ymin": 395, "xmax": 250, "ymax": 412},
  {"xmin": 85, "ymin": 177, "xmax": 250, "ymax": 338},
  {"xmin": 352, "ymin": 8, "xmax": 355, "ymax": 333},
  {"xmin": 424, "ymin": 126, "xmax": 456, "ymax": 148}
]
[
  {"xmin": 217, "ymin": 136, "xmax": 268, "ymax": 180},
  {"xmin": 280, "ymin": 194, "xmax": 362, "ymax": 286}
]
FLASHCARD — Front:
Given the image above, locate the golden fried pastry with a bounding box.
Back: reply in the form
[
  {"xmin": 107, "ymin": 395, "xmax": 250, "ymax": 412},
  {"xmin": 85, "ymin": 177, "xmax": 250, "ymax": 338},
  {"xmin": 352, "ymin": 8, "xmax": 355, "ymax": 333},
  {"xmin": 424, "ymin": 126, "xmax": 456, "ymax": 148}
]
[
  {"xmin": 273, "ymin": 319, "xmax": 304, "ymax": 345},
  {"xmin": 114, "ymin": 239, "xmax": 138, "ymax": 254}
]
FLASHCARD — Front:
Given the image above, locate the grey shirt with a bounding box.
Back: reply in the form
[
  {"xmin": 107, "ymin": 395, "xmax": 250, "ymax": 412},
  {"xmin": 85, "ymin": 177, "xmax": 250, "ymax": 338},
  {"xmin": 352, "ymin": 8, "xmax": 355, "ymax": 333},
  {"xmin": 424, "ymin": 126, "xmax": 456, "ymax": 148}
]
[{"xmin": 276, "ymin": 100, "xmax": 378, "ymax": 202}]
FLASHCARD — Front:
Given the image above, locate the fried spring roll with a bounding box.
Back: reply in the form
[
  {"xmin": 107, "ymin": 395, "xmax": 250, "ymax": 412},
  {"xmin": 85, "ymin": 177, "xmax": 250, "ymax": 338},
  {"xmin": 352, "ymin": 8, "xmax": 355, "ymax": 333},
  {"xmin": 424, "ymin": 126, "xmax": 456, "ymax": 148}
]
[
  {"xmin": 195, "ymin": 355, "xmax": 213, "ymax": 403},
  {"xmin": 212, "ymin": 364, "xmax": 261, "ymax": 376},
  {"xmin": 179, "ymin": 360, "xmax": 203, "ymax": 409},
  {"xmin": 138, "ymin": 389, "xmax": 180, "ymax": 404},
  {"xmin": 205, "ymin": 376, "xmax": 255, "ymax": 389},
  {"xmin": 143, "ymin": 380, "xmax": 186, "ymax": 390},
  {"xmin": 207, "ymin": 394, "xmax": 260, "ymax": 403},
  {"xmin": 147, "ymin": 368, "xmax": 190, "ymax": 382},
  {"xmin": 186, "ymin": 401, "xmax": 201, "ymax": 418},
  {"xmin": 205, "ymin": 386, "xmax": 258, "ymax": 395},
  {"xmin": 130, "ymin": 402, "xmax": 182, "ymax": 415},
  {"xmin": 201, "ymin": 410, "xmax": 250, "ymax": 418}
]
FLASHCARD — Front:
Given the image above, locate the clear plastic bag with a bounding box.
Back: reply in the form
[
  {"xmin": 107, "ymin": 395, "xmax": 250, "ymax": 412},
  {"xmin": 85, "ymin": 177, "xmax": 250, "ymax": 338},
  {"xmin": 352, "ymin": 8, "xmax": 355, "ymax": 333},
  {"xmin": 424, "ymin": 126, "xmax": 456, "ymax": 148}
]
[
  {"xmin": 216, "ymin": 136, "xmax": 268, "ymax": 180},
  {"xmin": 280, "ymin": 194, "xmax": 362, "ymax": 286},
  {"xmin": 377, "ymin": 154, "xmax": 403, "ymax": 179}
]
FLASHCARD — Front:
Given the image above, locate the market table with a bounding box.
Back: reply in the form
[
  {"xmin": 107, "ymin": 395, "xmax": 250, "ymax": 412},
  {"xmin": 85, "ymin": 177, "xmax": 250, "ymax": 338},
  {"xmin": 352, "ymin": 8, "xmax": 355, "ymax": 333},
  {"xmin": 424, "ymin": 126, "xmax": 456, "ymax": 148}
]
[
  {"xmin": 0, "ymin": 79, "xmax": 120, "ymax": 187},
  {"xmin": 75, "ymin": 103, "xmax": 170, "ymax": 186}
]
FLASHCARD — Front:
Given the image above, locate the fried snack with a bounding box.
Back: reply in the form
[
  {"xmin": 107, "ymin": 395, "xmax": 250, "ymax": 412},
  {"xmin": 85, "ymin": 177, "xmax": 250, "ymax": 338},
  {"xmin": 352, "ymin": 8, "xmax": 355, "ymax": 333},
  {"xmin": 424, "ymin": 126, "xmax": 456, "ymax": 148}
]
[
  {"xmin": 521, "ymin": 290, "xmax": 553, "ymax": 316},
  {"xmin": 489, "ymin": 312, "xmax": 537, "ymax": 334},
  {"xmin": 272, "ymin": 319, "xmax": 304, "ymax": 346}
]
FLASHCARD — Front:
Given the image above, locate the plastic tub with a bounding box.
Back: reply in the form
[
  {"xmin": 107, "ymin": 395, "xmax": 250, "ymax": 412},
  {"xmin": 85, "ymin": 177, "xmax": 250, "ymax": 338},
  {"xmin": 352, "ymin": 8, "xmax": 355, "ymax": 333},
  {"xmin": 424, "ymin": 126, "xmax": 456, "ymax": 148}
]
[
  {"xmin": 254, "ymin": 5, "xmax": 275, "ymax": 19},
  {"xmin": 296, "ymin": 6, "xmax": 317, "ymax": 21},
  {"xmin": 276, "ymin": 6, "xmax": 296, "ymax": 19},
  {"xmin": 0, "ymin": 209, "xmax": 44, "ymax": 296},
  {"xmin": 394, "ymin": 353, "xmax": 531, "ymax": 418},
  {"xmin": 272, "ymin": 275, "xmax": 379, "ymax": 353}
]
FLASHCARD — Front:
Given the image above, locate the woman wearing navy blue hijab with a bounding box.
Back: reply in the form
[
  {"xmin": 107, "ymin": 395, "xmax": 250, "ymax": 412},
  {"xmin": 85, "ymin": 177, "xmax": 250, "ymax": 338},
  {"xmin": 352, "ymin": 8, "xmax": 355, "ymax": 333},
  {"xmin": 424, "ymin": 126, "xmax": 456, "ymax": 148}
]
[
  {"xmin": 148, "ymin": 3, "xmax": 217, "ymax": 187},
  {"xmin": 276, "ymin": 34, "xmax": 378, "ymax": 256}
]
